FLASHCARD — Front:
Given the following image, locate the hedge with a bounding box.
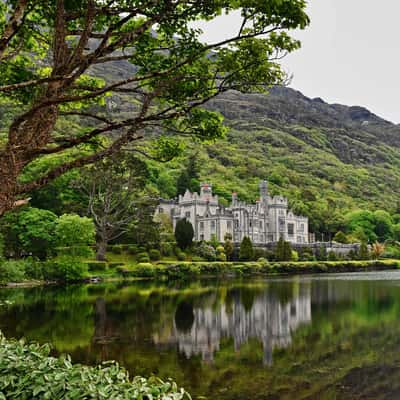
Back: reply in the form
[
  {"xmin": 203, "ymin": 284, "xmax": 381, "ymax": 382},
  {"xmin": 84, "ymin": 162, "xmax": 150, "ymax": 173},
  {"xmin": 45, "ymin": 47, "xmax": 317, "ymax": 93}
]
[
  {"xmin": 116, "ymin": 260, "xmax": 399, "ymax": 280},
  {"xmin": 0, "ymin": 332, "xmax": 189, "ymax": 399}
]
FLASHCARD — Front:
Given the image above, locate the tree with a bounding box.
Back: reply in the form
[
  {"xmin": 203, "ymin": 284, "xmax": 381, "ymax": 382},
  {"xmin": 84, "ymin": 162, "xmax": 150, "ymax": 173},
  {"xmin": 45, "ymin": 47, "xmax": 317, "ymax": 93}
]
[
  {"xmin": 275, "ymin": 236, "xmax": 285, "ymax": 261},
  {"xmin": 15, "ymin": 207, "xmax": 58, "ymax": 259},
  {"xmin": 0, "ymin": 1, "xmax": 309, "ymax": 215},
  {"xmin": 224, "ymin": 233, "xmax": 234, "ymax": 261},
  {"xmin": 344, "ymin": 210, "xmax": 377, "ymax": 243},
  {"xmin": 176, "ymin": 153, "xmax": 200, "ymax": 196},
  {"xmin": 333, "ymin": 231, "xmax": 349, "ymax": 244},
  {"xmin": 239, "ymin": 236, "xmax": 254, "ymax": 261},
  {"xmin": 175, "ymin": 219, "xmax": 194, "ymax": 250},
  {"xmin": 75, "ymin": 153, "xmax": 149, "ymax": 260},
  {"xmin": 283, "ymin": 241, "xmax": 292, "ymax": 261},
  {"xmin": 373, "ymin": 210, "xmax": 393, "ymax": 242},
  {"xmin": 55, "ymin": 214, "xmax": 95, "ymax": 256}
]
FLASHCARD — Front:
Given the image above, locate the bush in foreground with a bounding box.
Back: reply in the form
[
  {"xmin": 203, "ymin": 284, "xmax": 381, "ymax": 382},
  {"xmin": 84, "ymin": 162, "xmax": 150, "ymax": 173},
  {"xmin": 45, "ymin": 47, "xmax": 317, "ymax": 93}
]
[{"xmin": 0, "ymin": 333, "xmax": 189, "ymax": 399}]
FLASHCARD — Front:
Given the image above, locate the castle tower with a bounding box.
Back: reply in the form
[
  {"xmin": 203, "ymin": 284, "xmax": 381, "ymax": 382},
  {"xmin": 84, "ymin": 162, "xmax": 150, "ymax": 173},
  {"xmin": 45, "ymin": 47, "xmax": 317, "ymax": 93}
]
[
  {"xmin": 200, "ymin": 183, "xmax": 212, "ymax": 199},
  {"xmin": 259, "ymin": 180, "xmax": 268, "ymax": 202}
]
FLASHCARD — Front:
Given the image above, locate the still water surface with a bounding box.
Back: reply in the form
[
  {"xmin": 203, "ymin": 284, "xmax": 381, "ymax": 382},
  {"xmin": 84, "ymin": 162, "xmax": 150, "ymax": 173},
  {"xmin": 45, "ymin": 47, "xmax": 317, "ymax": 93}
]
[{"xmin": 2, "ymin": 271, "xmax": 400, "ymax": 399}]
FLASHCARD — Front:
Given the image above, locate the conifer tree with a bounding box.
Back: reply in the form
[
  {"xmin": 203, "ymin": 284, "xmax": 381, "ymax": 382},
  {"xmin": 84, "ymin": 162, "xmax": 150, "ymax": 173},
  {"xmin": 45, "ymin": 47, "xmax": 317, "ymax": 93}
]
[
  {"xmin": 283, "ymin": 241, "xmax": 293, "ymax": 261},
  {"xmin": 239, "ymin": 236, "xmax": 254, "ymax": 261},
  {"xmin": 275, "ymin": 237, "xmax": 285, "ymax": 261},
  {"xmin": 174, "ymin": 219, "xmax": 194, "ymax": 250}
]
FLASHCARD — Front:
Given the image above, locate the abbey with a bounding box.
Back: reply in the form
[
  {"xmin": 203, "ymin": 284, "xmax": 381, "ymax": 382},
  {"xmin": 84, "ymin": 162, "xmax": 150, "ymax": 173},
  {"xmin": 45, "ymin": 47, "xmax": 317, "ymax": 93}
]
[{"xmin": 157, "ymin": 181, "xmax": 309, "ymax": 245}]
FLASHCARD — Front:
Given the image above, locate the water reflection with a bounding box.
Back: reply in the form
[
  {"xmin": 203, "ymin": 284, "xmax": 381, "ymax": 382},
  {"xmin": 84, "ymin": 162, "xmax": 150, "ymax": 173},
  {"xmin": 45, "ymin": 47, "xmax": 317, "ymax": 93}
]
[
  {"xmin": 153, "ymin": 284, "xmax": 311, "ymax": 365},
  {"xmin": 3, "ymin": 274, "xmax": 400, "ymax": 399}
]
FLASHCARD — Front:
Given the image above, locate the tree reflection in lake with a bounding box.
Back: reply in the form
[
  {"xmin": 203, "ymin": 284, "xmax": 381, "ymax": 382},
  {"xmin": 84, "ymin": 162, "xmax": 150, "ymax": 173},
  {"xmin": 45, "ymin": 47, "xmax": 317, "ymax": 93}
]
[{"xmin": 3, "ymin": 273, "xmax": 400, "ymax": 399}]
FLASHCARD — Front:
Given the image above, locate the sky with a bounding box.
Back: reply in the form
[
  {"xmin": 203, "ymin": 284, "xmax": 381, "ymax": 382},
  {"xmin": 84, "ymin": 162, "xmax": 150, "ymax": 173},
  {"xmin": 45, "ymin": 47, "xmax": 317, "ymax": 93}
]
[{"xmin": 194, "ymin": 1, "xmax": 400, "ymax": 124}]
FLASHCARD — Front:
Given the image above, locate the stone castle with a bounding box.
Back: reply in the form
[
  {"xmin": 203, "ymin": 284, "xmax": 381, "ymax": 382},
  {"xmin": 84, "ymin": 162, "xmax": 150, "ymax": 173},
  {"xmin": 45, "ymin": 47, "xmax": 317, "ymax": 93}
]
[{"xmin": 157, "ymin": 180, "xmax": 309, "ymax": 245}]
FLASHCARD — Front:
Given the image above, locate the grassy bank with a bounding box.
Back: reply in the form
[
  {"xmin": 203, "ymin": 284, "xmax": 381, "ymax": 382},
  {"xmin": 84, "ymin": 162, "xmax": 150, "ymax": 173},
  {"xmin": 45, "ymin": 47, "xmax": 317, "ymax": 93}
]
[
  {"xmin": 115, "ymin": 259, "xmax": 399, "ymax": 279},
  {"xmin": 0, "ymin": 332, "xmax": 189, "ymax": 399},
  {"xmin": 1, "ymin": 257, "xmax": 399, "ymax": 286}
]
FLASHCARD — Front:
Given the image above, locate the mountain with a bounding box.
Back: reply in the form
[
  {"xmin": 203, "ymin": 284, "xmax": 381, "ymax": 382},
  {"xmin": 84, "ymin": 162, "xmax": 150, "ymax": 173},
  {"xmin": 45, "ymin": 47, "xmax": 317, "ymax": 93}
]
[
  {"xmin": 83, "ymin": 58, "xmax": 400, "ymax": 233},
  {"xmin": 186, "ymin": 87, "xmax": 400, "ymax": 233}
]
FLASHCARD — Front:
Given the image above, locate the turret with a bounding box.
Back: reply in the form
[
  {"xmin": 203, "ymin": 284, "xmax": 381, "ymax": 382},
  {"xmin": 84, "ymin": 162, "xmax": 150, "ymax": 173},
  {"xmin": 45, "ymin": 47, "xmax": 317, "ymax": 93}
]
[
  {"xmin": 231, "ymin": 192, "xmax": 238, "ymax": 206},
  {"xmin": 200, "ymin": 183, "xmax": 212, "ymax": 198},
  {"xmin": 259, "ymin": 180, "xmax": 268, "ymax": 202}
]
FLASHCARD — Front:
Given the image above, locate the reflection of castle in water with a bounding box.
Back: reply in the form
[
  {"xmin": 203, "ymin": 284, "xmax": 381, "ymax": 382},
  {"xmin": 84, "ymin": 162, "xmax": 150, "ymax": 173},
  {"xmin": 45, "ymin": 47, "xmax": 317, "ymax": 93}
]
[{"xmin": 154, "ymin": 285, "xmax": 311, "ymax": 365}]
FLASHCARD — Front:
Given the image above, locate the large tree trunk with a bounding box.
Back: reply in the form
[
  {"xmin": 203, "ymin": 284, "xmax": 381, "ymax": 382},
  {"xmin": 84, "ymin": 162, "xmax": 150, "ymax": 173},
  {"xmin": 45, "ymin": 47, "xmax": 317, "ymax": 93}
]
[
  {"xmin": 0, "ymin": 103, "xmax": 59, "ymax": 216},
  {"xmin": 96, "ymin": 240, "xmax": 108, "ymax": 261}
]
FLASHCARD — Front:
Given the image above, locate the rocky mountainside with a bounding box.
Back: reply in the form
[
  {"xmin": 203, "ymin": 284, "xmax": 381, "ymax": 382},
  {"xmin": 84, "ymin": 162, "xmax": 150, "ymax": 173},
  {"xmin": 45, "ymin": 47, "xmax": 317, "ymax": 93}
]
[{"xmin": 87, "ymin": 57, "xmax": 400, "ymax": 232}]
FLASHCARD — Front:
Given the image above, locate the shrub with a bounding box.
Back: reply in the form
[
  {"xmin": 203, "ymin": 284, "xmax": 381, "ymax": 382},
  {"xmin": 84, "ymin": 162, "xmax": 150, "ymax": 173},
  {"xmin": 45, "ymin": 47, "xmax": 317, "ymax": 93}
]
[
  {"xmin": 291, "ymin": 250, "xmax": 299, "ymax": 261},
  {"xmin": 257, "ymin": 257, "xmax": 269, "ymax": 267},
  {"xmin": 0, "ymin": 333, "xmax": 188, "ymax": 399},
  {"xmin": 43, "ymin": 256, "xmax": 88, "ymax": 282},
  {"xmin": 191, "ymin": 256, "xmax": 204, "ymax": 262},
  {"xmin": 216, "ymin": 245, "xmax": 225, "ymax": 254},
  {"xmin": 327, "ymin": 251, "xmax": 338, "ymax": 261},
  {"xmin": 137, "ymin": 252, "xmax": 150, "ymax": 263},
  {"xmin": 111, "ymin": 244, "xmax": 124, "ymax": 254},
  {"xmin": 195, "ymin": 242, "xmax": 216, "ymax": 261},
  {"xmin": 55, "ymin": 214, "xmax": 95, "ymax": 249},
  {"xmin": 56, "ymin": 246, "xmax": 94, "ymax": 258},
  {"xmin": 177, "ymin": 252, "xmax": 186, "ymax": 261},
  {"xmin": 24, "ymin": 258, "xmax": 45, "ymax": 280},
  {"xmin": 107, "ymin": 262, "xmax": 125, "ymax": 269},
  {"xmin": 134, "ymin": 263, "xmax": 156, "ymax": 277},
  {"xmin": 216, "ymin": 253, "xmax": 227, "ymax": 261},
  {"xmin": 0, "ymin": 260, "xmax": 26, "ymax": 284},
  {"xmin": 160, "ymin": 242, "xmax": 173, "ymax": 256},
  {"xmin": 87, "ymin": 261, "xmax": 108, "ymax": 272},
  {"xmin": 128, "ymin": 244, "xmax": 139, "ymax": 255},
  {"xmin": 149, "ymin": 249, "xmax": 161, "ymax": 261}
]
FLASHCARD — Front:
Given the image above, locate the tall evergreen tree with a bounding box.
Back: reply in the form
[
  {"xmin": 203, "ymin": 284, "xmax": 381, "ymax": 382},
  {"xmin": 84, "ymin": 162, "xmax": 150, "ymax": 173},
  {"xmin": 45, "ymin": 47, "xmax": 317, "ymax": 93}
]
[
  {"xmin": 239, "ymin": 236, "xmax": 254, "ymax": 261},
  {"xmin": 275, "ymin": 237, "xmax": 285, "ymax": 261},
  {"xmin": 175, "ymin": 219, "xmax": 194, "ymax": 250},
  {"xmin": 176, "ymin": 153, "xmax": 200, "ymax": 196},
  {"xmin": 283, "ymin": 241, "xmax": 293, "ymax": 261}
]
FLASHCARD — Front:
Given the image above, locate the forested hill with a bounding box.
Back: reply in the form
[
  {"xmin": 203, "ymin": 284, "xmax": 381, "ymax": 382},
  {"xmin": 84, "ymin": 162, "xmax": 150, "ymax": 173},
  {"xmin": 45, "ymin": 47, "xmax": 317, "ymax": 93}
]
[{"xmin": 189, "ymin": 87, "xmax": 400, "ymax": 234}]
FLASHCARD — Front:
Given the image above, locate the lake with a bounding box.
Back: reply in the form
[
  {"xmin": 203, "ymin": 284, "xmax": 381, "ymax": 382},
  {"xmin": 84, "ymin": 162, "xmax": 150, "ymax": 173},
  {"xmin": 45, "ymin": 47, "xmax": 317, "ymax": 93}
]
[{"xmin": 2, "ymin": 271, "xmax": 400, "ymax": 399}]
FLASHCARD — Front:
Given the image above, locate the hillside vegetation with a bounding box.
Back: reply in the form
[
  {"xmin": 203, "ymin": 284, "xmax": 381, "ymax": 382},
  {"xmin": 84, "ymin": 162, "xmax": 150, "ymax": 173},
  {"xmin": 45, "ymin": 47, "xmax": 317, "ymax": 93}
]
[{"xmin": 2, "ymin": 55, "xmax": 400, "ymax": 237}]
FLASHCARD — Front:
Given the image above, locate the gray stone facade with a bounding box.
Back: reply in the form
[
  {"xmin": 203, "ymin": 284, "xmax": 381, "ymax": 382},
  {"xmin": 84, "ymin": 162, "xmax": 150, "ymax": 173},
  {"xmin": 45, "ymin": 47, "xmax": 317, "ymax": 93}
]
[{"xmin": 156, "ymin": 180, "xmax": 309, "ymax": 245}]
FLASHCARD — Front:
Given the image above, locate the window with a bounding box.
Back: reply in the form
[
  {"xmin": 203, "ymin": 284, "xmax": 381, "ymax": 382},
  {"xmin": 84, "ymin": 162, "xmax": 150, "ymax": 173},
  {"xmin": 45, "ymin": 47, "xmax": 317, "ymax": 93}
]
[
  {"xmin": 200, "ymin": 234, "xmax": 204, "ymax": 240},
  {"xmin": 249, "ymin": 220, "xmax": 252, "ymax": 228},
  {"xmin": 211, "ymin": 221, "xmax": 216, "ymax": 230},
  {"xmin": 299, "ymin": 223, "xmax": 304, "ymax": 233},
  {"xmin": 185, "ymin": 211, "xmax": 191, "ymax": 219},
  {"xmin": 227, "ymin": 221, "xmax": 232, "ymax": 230},
  {"xmin": 297, "ymin": 236, "xmax": 302, "ymax": 243},
  {"xmin": 234, "ymin": 220, "xmax": 239, "ymax": 228},
  {"xmin": 199, "ymin": 222, "xmax": 204, "ymax": 231},
  {"xmin": 259, "ymin": 221, "xmax": 263, "ymax": 229},
  {"xmin": 288, "ymin": 223, "xmax": 294, "ymax": 235}
]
